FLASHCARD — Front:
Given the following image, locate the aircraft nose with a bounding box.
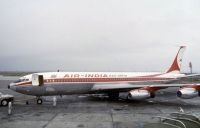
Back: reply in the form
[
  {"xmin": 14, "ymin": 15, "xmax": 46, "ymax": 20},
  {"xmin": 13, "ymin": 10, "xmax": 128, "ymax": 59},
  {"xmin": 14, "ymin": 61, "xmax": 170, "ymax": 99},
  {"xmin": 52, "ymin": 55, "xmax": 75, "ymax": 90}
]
[{"xmin": 8, "ymin": 83, "xmax": 17, "ymax": 91}]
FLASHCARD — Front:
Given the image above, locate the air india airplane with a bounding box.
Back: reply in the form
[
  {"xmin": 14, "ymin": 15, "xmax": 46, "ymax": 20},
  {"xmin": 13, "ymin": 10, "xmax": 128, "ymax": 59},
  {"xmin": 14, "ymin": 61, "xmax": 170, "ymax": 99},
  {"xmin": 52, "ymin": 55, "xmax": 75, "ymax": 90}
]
[{"xmin": 8, "ymin": 46, "xmax": 200, "ymax": 104}]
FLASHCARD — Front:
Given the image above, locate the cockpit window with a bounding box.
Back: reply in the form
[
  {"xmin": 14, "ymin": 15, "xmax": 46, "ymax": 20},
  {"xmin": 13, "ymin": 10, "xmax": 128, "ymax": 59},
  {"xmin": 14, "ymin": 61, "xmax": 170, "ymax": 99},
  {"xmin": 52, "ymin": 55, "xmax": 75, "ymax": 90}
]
[
  {"xmin": 13, "ymin": 80, "xmax": 21, "ymax": 83},
  {"xmin": 13, "ymin": 79, "xmax": 29, "ymax": 83}
]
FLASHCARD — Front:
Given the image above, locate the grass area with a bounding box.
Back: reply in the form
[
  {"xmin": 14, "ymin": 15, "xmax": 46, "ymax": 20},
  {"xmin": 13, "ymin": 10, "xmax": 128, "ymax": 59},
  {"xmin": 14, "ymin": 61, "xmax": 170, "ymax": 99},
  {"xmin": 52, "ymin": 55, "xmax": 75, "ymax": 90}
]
[{"xmin": 0, "ymin": 71, "xmax": 35, "ymax": 76}]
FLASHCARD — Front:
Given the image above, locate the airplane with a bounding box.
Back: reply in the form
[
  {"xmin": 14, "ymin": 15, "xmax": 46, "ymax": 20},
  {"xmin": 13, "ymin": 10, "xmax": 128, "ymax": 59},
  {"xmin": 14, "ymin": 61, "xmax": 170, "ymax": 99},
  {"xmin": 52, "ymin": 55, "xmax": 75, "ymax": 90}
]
[{"xmin": 8, "ymin": 46, "xmax": 200, "ymax": 104}]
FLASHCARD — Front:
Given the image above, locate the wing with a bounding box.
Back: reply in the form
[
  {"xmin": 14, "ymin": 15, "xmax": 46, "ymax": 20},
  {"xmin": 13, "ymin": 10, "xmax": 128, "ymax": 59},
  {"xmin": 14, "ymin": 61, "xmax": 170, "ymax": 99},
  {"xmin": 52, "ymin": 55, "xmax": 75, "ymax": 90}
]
[
  {"xmin": 178, "ymin": 74, "xmax": 200, "ymax": 79},
  {"xmin": 91, "ymin": 83, "xmax": 200, "ymax": 92}
]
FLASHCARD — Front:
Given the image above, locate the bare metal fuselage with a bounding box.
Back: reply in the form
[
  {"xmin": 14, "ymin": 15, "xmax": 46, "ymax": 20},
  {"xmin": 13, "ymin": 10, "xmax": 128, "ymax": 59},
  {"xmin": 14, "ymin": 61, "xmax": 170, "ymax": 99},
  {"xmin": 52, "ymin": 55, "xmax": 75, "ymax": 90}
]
[{"xmin": 11, "ymin": 79, "xmax": 177, "ymax": 96}]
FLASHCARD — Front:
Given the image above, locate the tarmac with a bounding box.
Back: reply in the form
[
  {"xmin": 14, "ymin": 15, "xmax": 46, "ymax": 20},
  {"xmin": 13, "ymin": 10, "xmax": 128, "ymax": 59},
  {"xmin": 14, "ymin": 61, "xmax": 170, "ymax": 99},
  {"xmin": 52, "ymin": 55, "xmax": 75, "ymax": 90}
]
[{"xmin": 0, "ymin": 77, "xmax": 200, "ymax": 128}]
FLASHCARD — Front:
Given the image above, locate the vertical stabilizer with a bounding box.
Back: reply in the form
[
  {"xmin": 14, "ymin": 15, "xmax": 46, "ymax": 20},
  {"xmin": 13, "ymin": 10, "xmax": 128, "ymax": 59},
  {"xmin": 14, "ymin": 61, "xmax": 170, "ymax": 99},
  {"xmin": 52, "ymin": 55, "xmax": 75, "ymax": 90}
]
[{"xmin": 166, "ymin": 46, "xmax": 186, "ymax": 73}]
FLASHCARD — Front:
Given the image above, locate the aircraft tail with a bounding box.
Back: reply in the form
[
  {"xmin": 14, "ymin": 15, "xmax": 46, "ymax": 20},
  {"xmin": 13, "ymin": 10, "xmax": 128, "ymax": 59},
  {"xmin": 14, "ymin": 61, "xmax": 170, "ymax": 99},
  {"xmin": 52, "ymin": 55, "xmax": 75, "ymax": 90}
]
[{"xmin": 166, "ymin": 46, "xmax": 186, "ymax": 74}]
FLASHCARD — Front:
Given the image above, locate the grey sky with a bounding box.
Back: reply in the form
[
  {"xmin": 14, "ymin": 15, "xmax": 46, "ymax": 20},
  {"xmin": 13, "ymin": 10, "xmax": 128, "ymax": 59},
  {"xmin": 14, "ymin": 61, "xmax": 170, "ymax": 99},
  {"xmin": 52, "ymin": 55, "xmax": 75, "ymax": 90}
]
[{"xmin": 0, "ymin": 0, "xmax": 200, "ymax": 72}]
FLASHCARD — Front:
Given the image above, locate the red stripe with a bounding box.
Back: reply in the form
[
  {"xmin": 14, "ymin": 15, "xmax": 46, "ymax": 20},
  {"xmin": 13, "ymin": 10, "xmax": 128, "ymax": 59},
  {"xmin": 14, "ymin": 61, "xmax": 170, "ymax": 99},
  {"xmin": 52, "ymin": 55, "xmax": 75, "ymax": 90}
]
[{"xmin": 16, "ymin": 77, "xmax": 174, "ymax": 86}]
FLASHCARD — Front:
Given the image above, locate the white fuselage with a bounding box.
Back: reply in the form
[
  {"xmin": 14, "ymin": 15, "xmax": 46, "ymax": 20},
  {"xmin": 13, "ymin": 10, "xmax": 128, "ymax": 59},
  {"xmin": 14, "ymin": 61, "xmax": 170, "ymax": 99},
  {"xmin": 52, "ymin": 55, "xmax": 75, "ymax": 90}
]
[{"xmin": 9, "ymin": 72, "xmax": 185, "ymax": 96}]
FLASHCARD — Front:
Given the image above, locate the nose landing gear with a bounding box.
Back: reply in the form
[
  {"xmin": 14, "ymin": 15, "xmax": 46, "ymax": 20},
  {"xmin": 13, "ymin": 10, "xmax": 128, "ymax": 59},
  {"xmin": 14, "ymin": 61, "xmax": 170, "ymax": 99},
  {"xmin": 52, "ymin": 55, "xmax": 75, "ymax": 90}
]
[{"xmin": 36, "ymin": 97, "xmax": 43, "ymax": 105}]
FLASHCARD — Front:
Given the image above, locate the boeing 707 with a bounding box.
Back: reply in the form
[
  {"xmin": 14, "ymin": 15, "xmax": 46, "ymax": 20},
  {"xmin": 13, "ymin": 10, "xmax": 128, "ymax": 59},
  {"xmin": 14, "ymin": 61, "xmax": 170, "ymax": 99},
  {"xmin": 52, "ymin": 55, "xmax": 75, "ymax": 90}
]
[{"xmin": 8, "ymin": 46, "xmax": 200, "ymax": 104}]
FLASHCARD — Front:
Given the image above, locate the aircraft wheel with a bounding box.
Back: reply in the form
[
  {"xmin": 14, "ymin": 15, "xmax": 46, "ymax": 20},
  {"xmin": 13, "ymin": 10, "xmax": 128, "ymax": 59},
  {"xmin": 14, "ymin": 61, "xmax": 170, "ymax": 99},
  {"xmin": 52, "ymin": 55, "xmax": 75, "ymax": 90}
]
[
  {"xmin": 26, "ymin": 101, "xmax": 29, "ymax": 105},
  {"xmin": 126, "ymin": 93, "xmax": 132, "ymax": 100},
  {"xmin": 1, "ymin": 99, "xmax": 8, "ymax": 106},
  {"xmin": 37, "ymin": 98, "xmax": 43, "ymax": 105}
]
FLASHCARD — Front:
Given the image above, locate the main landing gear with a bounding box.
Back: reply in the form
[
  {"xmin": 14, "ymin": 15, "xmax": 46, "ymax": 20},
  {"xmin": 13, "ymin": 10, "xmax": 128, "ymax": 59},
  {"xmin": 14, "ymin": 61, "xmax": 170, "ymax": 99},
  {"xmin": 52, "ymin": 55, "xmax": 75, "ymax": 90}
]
[{"xmin": 108, "ymin": 92, "xmax": 119, "ymax": 100}]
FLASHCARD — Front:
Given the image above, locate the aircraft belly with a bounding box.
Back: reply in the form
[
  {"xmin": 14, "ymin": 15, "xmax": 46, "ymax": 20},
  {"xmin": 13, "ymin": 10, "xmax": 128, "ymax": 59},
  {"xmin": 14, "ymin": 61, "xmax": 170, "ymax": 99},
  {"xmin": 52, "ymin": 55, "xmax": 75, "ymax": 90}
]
[
  {"xmin": 15, "ymin": 80, "xmax": 178, "ymax": 96},
  {"xmin": 128, "ymin": 80, "xmax": 177, "ymax": 85},
  {"xmin": 16, "ymin": 83, "xmax": 94, "ymax": 96}
]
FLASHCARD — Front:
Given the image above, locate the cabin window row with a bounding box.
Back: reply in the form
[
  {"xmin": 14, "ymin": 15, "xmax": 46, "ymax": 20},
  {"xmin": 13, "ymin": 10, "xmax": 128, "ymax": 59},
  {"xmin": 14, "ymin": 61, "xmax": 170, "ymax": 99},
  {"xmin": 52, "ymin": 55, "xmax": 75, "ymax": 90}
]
[{"xmin": 45, "ymin": 78, "xmax": 168, "ymax": 83}]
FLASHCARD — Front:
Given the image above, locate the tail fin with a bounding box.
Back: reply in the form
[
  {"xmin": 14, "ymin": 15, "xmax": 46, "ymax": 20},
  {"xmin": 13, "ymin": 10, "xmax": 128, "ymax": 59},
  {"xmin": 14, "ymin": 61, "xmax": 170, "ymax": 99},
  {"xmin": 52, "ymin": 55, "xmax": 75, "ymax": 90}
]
[{"xmin": 166, "ymin": 46, "xmax": 186, "ymax": 73}]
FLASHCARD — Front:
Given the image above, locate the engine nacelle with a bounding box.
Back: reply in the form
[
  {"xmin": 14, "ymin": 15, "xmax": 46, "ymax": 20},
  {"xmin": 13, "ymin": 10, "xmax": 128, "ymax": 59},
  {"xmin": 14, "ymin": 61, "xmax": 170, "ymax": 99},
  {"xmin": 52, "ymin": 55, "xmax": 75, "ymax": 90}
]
[
  {"xmin": 177, "ymin": 88, "xmax": 200, "ymax": 99},
  {"xmin": 127, "ymin": 89, "xmax": 155, "ymax": 100}
]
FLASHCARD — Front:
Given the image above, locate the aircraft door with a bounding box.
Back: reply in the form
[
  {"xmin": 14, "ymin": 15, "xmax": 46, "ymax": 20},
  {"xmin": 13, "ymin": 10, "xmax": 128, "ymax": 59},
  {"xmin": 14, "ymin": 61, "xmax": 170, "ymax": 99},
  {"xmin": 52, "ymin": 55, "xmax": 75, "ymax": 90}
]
[{"xmin": 32, "ymin": 74, "xmax": 44, "ymax": 86}]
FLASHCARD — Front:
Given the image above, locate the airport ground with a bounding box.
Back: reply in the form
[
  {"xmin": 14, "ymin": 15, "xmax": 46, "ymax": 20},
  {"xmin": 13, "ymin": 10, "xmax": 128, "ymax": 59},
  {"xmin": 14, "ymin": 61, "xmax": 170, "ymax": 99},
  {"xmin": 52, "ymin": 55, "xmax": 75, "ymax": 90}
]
[{"xmin": 0, "ymin": 76, "xmax": 200, "ymax": 128}]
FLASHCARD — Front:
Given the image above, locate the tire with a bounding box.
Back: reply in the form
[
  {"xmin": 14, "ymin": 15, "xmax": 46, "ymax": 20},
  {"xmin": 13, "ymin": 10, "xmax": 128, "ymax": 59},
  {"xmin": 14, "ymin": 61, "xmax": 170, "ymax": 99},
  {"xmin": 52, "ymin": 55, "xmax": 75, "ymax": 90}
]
[
  {"xmin": 127, "ymin": 93, "xmax": 132, "ymax": 100},
  {"xmin": 1, "ymin": 99, "xmax": 8, "ymax": 106},
  {"xmin": 37, "ymin": 99, "xmax": 43, "ymax": 105}
]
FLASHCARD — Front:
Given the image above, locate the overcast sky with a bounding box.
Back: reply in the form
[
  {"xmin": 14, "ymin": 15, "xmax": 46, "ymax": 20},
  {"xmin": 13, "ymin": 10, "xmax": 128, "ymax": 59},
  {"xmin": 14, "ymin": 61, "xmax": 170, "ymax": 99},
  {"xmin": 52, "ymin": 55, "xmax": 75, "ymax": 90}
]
[{"xmin": 0, "ymin": 0, "xmax": 200, "ymax": 72}]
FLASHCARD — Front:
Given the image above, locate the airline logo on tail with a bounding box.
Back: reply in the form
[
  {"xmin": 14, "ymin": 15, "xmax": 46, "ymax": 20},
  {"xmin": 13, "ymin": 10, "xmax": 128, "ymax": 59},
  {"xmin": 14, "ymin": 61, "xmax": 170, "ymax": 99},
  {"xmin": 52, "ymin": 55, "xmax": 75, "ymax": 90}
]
[{"xmin": 167, "ymin": 46, "xmax": 186, "ymax": 74}]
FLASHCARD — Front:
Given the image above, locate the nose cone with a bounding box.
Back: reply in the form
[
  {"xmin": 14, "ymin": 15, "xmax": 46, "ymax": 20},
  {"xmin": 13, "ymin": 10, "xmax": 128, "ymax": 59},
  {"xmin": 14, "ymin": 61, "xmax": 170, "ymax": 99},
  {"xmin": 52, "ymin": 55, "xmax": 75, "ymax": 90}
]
[{"xmin": 8, "ymin": 83, "xmax": 17, "ymax": 91}]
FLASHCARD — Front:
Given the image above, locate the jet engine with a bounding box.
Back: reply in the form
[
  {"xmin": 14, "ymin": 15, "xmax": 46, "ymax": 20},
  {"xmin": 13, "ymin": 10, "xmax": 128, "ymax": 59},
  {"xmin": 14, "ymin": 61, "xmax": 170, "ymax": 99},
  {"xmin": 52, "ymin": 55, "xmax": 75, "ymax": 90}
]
[
  {"xmin": 177, "ymin": 87, "xmax": 200, "ymax": 99},
  {"xmin": 127, "ymin": 89, "xmax": 155, "ymax": 100}
]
